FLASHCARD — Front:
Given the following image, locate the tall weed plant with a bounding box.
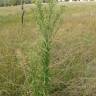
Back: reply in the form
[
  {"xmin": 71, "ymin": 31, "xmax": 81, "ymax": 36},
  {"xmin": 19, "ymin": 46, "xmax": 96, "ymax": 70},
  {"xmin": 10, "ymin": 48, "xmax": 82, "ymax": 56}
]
[{"xmin": 30, "ymin": 0, "xmax": 63, "ymax": 96}]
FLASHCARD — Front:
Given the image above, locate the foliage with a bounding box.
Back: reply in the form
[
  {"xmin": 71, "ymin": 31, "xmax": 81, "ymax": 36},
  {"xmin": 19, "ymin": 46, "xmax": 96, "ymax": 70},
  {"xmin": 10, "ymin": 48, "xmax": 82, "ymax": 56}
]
[
  {"xmin": 29, "ymin": 0, "xmax": 63, "ymax": 96},
  {"xmin": 0, "ymin": 0, "xmax": 32, "ymax": 6}
]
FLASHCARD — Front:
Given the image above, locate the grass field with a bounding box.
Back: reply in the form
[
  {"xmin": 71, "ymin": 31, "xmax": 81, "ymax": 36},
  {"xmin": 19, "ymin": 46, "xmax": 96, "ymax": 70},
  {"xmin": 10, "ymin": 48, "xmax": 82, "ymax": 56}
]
[{"xmin": 0, "ymin": 2, "xmax": 96, "ymax": 96}]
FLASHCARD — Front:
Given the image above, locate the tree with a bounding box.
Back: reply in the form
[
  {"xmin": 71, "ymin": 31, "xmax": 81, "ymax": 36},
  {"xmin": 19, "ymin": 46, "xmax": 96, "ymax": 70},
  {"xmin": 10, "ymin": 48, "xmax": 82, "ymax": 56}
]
[{"xmin": 0, "ymin": 0, "xmax": 32, "ymax": 7}]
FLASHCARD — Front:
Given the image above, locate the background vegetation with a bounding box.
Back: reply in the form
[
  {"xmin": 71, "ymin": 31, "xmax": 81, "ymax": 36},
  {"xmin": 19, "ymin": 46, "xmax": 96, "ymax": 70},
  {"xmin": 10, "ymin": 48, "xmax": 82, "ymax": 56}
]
[
  {"xmin": 0, "ymin": 0, "xmax": 32, "ymax": 6},
  {"xmin": 0, "ymin": 2, "xmax": 96, "ymax": 96}
]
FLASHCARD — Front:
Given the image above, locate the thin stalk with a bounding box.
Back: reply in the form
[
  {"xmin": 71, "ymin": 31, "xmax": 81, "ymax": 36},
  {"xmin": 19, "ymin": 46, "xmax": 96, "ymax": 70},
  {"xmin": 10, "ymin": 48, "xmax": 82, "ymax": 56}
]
[{"xmin": 21, "ymin": 0, "xmax": 25, "ymax": 25}]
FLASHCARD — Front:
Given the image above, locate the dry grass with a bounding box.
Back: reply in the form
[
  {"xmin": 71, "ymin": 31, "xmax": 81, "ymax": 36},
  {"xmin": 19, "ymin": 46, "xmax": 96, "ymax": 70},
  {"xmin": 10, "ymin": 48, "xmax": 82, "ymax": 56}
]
[{"xmin": 0, "ymin": 2, "xmax": 96, "ymax": 96}]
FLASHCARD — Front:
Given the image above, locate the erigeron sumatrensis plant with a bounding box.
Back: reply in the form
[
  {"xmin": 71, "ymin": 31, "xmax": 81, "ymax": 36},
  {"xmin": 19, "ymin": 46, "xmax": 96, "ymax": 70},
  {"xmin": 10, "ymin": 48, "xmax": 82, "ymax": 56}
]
[{"xmin": 31, "ymin": 0, "xmax": 63, "ymax": 96}]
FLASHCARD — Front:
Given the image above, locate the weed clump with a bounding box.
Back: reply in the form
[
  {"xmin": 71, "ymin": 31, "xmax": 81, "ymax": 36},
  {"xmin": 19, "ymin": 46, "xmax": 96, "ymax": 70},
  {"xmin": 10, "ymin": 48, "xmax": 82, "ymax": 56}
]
[{"xmin": 30, "ymin": 0, "xmax": 63, "ymax": 96}]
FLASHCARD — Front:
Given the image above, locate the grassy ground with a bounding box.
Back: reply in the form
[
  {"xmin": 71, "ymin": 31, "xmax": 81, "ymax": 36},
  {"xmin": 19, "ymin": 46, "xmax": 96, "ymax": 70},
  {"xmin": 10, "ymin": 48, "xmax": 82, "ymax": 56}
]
[{"xmin": 0, "ymin": 2, "xmax": 96, "ymax": 96}]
